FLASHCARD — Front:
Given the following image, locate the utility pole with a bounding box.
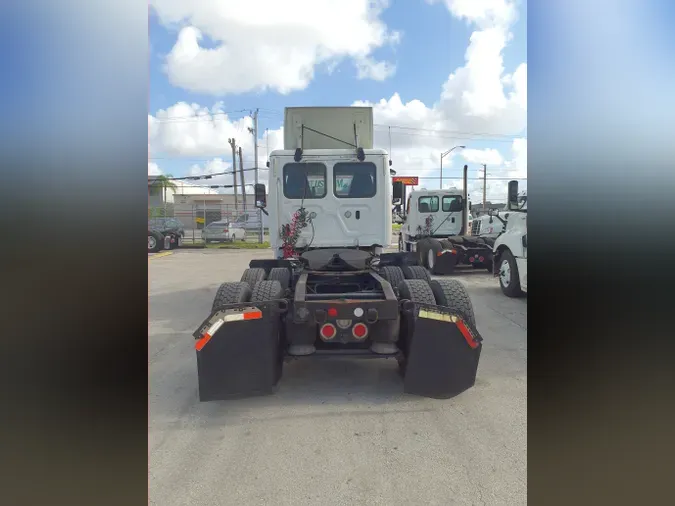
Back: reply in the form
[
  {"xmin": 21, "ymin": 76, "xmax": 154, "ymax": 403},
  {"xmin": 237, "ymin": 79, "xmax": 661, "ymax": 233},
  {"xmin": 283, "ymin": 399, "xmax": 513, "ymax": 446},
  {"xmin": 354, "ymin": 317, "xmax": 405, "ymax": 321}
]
[
  {"xmin": 482, "ymin": 164, "xmax": 487, "ymax": 208},
  {"xmin": 228, "ymin": 138, "xmax": 239, "ymax": 213},
  {"xmin": 462, "ymin": 165, "xmax": 468, "ymax": 235},
  {"xmin": 248, "ymin": 108, "xmax": 262, "ymax": 243},
  {"xmin": 238, "ymin": 146, "xmax": 246, "ymax": 213}
]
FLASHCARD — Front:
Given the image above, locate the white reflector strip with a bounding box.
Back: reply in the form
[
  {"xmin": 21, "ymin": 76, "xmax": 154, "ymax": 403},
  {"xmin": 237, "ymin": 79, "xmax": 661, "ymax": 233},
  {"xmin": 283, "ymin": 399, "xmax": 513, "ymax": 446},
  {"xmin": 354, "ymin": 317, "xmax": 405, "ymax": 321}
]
[
  {"xmin": 208, "ymin": 319, "xmax": 225, "ymax": 334},
  {"xmin": 222, "ymin": 314, "xmax": 245, "ymax": 323}
]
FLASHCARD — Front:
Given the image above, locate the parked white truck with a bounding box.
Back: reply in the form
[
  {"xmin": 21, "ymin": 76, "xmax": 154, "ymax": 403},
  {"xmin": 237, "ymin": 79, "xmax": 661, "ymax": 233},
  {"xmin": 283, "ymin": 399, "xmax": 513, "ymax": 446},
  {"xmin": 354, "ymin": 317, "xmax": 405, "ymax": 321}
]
[
  {"xmin": 398, "ymin": 187, "xmax": 495, "ymax": 275},
  {"xmin": 492, "ymin": 182, "xmax": 527, "ymax": 297}
]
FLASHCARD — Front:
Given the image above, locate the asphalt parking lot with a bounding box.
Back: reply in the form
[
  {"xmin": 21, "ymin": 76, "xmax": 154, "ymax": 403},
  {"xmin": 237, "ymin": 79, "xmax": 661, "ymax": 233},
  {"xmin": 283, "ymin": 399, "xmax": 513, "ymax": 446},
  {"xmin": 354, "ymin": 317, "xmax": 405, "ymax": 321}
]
[{"xmin": 149, "ymin": 248, "xmax": 527, "ymax": 506}]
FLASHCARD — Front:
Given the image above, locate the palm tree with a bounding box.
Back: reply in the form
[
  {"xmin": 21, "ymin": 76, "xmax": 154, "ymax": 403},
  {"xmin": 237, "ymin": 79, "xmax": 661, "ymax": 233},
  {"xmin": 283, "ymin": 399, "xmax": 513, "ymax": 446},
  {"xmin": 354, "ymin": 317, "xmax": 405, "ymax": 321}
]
[{"xmin": 150, "ymin": 174, "xmax": 178, "ymax": 203}]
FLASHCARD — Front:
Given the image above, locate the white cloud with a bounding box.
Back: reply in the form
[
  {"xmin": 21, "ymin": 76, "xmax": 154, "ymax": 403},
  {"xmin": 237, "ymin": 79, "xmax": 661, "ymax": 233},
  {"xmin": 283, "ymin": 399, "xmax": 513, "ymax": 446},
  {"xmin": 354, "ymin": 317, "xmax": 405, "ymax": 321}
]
[
  {"xmin": 148, "ymin": 162, "xmax": 162, "ymax": 175},
  {"xmin": 151, "ymin": 0, "xmax": 400, "ymax": 94},
  {"xmin": 355, "ymin": 57, "xmax": 397, "ymax": 81},
  {"xmin": 461, "ymin": 147, "xmax": 504, "ymax": 165},
  {"xmin": 149, "ymin": 0, "xmax": 526, "ymax": 201}
]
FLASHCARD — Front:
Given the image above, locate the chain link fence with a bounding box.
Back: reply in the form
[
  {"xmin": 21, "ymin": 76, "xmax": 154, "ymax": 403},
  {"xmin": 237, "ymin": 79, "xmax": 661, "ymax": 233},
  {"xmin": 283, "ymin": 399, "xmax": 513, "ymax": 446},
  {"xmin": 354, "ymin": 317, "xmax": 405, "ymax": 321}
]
[{"xmin": 149, "ymin": 203, "xmax": 269, "ymax": 245}]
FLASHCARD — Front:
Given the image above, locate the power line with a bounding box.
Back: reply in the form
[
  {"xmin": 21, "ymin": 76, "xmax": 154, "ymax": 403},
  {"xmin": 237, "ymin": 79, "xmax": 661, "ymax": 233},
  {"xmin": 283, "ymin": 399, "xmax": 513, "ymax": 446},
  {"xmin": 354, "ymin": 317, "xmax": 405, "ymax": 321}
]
[
  {"xmin": 149, "ymin": 112, "xmax": 525, "ymax": 140},
  {"xmin": 375, "ymin": 123, "xmax": 524, "ymax": 140}
]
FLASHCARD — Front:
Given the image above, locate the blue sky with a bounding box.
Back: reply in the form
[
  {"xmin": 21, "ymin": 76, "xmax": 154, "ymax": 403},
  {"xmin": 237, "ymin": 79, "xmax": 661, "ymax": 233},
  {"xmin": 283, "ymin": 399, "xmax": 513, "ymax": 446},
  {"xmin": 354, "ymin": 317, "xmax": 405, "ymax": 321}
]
[{"xmin": 149, "ymin": 0, "xmax": 527, "ymax": 201}]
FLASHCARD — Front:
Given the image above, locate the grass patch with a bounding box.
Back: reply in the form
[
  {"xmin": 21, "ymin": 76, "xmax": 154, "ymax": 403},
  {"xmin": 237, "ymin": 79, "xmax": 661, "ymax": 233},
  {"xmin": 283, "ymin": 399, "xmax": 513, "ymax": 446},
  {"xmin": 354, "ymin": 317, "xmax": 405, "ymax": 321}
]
[{"xmin": 392, "ymin": 223, "xmax": 402, "ymax": 232}]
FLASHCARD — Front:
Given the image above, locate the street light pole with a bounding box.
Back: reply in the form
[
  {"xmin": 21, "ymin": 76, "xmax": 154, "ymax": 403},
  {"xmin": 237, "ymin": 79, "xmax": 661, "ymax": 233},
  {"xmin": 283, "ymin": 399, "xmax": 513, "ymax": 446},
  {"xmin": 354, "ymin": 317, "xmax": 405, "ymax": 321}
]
[{"xmin": 440, "ymin": 145, "xmax": 466, "ymax": 189}]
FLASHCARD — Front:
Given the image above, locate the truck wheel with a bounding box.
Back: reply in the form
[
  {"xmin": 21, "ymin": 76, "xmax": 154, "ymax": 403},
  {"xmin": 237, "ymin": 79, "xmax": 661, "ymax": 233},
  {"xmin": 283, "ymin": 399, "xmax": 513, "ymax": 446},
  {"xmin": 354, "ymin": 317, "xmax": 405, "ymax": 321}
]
[
  {"xmin": 381, "ymin": 266, "xmax": 404, "ymax": 291},
  {"xmin": 429, "ymin": 279, "xmax": 476, "ymax": 328},
  {"xmin": 240, "ymin": 268, "xmax": 267, "ymax": 288},
  {"xmin": 426, "ymin": 239, "xmax": 443, "ymax": 274},
  {"xmin": 498, "ymin": 250, "xmax": 524, "ymax": 297},
  {"xmin": 251, "ymin": 280, "xmax": 284, "ymax": 302},
  {"xmin": 397, "ymin": 279, "xmax": 436, "ymax": 305},
  {"xmin": 414, "ymin": 238, "xmax": 428, "ymax": 266},
  {"xmin": 148, "ymin": 231, "xmax": 163, "ymax": 253},
  {"xmin": 212, "ymin": 282, "xmax": 252, "ymax": 312},
  {"xmin": 402, "ymin": 265, "xmax": 432, "ymax": 283},
  {"xmin": 267, "ymin": 267, "xmax": 291, "ymax": 289},
  {"xmin": 396, "ymin": 279, "xmax": 436, "ymax": 376}
]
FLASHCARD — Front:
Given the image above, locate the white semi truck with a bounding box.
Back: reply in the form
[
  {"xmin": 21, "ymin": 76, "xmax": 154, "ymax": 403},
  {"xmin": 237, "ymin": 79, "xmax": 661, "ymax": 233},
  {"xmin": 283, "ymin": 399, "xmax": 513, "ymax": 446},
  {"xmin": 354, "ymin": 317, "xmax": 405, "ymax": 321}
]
[
  {"xmin": 492, "ymin": 182, "xmax": 527, "ymax": 297},
  {"xmin": 398, "ymin": 187, "xmax": 495, "ymax": 275},
  {"xmin": 191, "ymin": 106, "xmax": 485, "ymax": 401}
]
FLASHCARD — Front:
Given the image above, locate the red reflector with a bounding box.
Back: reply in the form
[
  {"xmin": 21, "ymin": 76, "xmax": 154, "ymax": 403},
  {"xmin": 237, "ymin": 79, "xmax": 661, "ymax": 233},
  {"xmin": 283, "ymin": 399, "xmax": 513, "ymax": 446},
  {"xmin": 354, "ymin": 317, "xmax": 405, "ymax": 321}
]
[
  {"xmin": 195, "ymin": 333, "xmax": 212, "ymax": 351},
  {"xmin": 327, "ymin": 307, "xmax": 338, "ymax": 317},
  {"xmin": 456, "ymin": 320, "xmax": 478, "ymax": 349},
  {"xmin": 320, "ymin": 324, "xmax": 336, "ymax": 339},
  {"xmin": 223, "ymin": 229, "xmax": 228, "ymax": 233},
  {"xmin": 352, "ymin": 323, "xmax": 368, "ymax": 339},
  {"xmin": 469, "ymin": 257, "xmax": 475, "ymax": 262},
  {"xmin": 479, "ymin": 256, "xmax": 484, "ymax": 262},
  {"xmin": 243, "ymin": 310, "xmax": 263, "ymax": 320}
]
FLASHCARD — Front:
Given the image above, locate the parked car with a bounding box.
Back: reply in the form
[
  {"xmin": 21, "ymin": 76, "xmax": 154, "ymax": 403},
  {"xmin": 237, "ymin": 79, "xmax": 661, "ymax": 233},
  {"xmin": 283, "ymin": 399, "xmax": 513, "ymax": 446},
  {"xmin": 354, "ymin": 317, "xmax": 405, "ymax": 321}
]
[
  {"xmin": 201, "ymin": 220, "xmax": 246, "ymax": 243},
  {"xmin": 148, "ymin": 217, "xmax": 184, "ymax": 253},
  {"xmin": 233, "ymin": 212, "xmax": 266, "ymax": 231}
]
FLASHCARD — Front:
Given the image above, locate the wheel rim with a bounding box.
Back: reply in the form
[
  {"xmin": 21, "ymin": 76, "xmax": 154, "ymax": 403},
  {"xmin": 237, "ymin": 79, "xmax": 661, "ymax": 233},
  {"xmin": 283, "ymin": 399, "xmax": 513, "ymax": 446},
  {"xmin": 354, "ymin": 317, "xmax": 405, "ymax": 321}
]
[
  {"xmin": 148, "ymin": 236, "xmax": 156, "ymax": 250},
  {"xmin": 428, "ymin": 249, "xmax": 435, "ymax": 269},
  {"xmin": 500, "ymin": 259, "xmax": 511, "ymax": 287}
]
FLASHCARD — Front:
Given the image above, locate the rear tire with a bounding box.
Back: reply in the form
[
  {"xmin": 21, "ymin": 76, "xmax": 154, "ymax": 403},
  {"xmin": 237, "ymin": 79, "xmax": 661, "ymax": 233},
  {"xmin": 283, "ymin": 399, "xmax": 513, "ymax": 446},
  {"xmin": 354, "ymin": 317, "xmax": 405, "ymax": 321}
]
[
  {"xmin": 416, "ymin": 238, "xmax": 431, "ymax": 267},
  {"xmin": 267, "ymin": 267, "xmax": 291, "ymax": 289},
  {"xmin": 240, "ymin": 267, "xmax": 267, "ymax": 288},
  {"xmin": 380, "ymin": 266, "xmax": 405, "ymax": 292},
  {"xmin": 251, "ymin": 280, "xmax": 284, "ymax": 302},
  {"xmin": 396, "ymin": 279, "xmax": 436, "ymax": 376},
  {"xmin": 498, "ymin": 250, "xmax": 524, "ymax": 297},
  {"xmin": 429, "ymin": 279, "xmax": 476, "ymax": 327},
  {"xmin": 426, "ymin": 239, "xmax": 442, "ymax": 274},
  {"xmin": 212, "ymin": 282, "xmax": 252, "ymax": 311},
  {"xmin": 148, "ymin": 231, "xmax": 163, "ymax": 253},
  {"xmin": 402, "ymin": 265, "xmax": 432, "ymax": 283}
]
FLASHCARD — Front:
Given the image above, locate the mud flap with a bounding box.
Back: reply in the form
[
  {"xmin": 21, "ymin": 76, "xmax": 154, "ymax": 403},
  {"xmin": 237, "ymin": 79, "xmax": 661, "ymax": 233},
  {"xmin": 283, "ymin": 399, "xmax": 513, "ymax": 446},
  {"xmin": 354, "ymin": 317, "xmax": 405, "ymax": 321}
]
[
  {"xmin": 432, "ymin": 251, "xmax": 458, "ymax": 275},
  {"xmin": 400, "ymin": 302, "xmax": 483, "ymax": 399},
  {"xmin": 192, "ymin": 301, "xmax": 287, "ymax": 401}
]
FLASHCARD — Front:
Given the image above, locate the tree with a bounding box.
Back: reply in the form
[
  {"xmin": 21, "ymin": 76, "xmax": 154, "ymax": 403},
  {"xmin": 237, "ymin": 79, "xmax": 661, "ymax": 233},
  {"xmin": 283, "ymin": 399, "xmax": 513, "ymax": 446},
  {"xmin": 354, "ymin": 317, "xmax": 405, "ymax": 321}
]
[{"xmin": 150, "ymin": 174, "xmax": 178, "ymax": 203}]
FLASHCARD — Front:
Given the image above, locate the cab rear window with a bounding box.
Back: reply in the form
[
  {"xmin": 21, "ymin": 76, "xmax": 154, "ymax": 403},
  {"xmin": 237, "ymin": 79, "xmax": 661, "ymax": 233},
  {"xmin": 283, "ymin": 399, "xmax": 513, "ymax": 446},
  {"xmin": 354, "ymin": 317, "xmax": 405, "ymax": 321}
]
[
  {"xmin": 283, "ymin": 163, "xmax": 327, "ymax": 199},
  {"xmin": 418, "ymin": 196, "xmax": 439, "ymax": 212}
]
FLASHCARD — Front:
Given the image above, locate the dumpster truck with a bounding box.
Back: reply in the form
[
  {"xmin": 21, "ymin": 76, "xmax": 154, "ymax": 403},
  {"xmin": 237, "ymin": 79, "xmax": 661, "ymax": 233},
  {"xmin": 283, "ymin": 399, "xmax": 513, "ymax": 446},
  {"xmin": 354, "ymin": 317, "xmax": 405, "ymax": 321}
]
[{"xmin": 192, "ymin": 106, "xmax": 484, "ymax": 401}]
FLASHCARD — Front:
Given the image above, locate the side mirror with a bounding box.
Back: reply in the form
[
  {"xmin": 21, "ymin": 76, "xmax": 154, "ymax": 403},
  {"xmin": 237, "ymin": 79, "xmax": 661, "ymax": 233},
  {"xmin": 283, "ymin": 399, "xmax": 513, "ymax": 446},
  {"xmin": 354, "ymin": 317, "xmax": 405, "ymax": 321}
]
[
  {"xmin": 392, "ymin": 181, "xmax": 404, "ymax": 201},
  {"xmin": 254, "ymin": 183, "xmax": 267, "ymax": 208},
  {"xmin": 508, "ymin": 181, "xmax": 519, "ymax": 209}
]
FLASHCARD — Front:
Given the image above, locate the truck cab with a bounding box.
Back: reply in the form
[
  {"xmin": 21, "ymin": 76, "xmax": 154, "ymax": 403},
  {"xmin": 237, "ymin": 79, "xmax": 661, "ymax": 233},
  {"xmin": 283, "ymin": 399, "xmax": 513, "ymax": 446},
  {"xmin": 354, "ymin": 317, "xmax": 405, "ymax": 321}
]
[
  {"xmin": 492, "ymin": 183, "xmax": 527, "ymax": 296},
  {"xmin": 399, "ymin": 188, "xmax": 465, "ymax": 251},
  {"xmin": 267, "ymin": 148, "xmax": 391, "ymax": 256}
]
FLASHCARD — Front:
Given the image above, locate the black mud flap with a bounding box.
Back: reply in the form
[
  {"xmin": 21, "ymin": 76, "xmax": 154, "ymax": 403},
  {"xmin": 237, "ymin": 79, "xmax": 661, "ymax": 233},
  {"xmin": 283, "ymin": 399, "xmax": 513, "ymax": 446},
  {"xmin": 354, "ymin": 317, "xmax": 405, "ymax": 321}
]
[
  {"xmin": 400, "ymin": 302, "xmax": 483, "ymax": 399},
  {"xmin": 432, "ymin": 251, "xmax": 459, "ymax": 275},
  {"xmin": 192, "ymin": 300, "xmax": 287, "ymax": 401}
]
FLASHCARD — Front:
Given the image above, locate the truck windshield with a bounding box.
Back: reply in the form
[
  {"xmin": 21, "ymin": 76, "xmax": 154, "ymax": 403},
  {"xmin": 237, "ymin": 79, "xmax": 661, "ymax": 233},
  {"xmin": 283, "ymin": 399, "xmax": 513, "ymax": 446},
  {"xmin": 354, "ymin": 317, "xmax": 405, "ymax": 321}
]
[
  {"xmin": 333, "ymin": 162, "xmax": 376, "ymax": 198},
  {"xmin": 283, "ymin": 163, "xmax": 327, "ymax": 199}
]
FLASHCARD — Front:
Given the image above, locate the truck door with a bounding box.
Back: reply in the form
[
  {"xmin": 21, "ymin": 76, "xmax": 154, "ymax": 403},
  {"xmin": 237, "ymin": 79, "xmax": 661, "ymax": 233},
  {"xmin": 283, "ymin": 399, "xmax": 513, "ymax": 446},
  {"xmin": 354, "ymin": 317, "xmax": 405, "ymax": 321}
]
[
  {"xmin": 428, "ymin": 195, "xmax": 463, "ymax": 236},
  {"xmin": 331, "ymin": 160, "xmax": 385, "ymax": 246}
]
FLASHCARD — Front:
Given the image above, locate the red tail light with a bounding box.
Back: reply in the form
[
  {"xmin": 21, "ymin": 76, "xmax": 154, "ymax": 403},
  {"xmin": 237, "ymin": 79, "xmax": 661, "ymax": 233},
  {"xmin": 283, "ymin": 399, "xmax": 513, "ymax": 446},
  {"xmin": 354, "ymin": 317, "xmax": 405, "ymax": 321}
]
[
  {"xmin": 352, "ymin": 323, "xmax": 368, "ymax": 339},
  {"xmin": 223, "ymin": 228, "xmax": 229, "ymax": 233},
  {"xmin": 320, "ymin": 323, "xmax": 336, "ymax": 340}
]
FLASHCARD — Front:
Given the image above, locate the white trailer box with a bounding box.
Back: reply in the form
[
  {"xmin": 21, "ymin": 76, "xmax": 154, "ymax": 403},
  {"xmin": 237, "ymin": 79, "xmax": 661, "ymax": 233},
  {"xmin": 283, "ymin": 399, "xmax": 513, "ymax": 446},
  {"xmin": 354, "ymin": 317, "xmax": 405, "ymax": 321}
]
[{"xmin": 283, "ymin": 107, "xmax": 374, "ymax": 150}]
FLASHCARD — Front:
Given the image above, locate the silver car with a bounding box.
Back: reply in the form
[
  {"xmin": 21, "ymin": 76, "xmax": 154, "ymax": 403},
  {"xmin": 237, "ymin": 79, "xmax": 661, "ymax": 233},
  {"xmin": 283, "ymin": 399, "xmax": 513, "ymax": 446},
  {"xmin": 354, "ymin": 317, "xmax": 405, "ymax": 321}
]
[{"xmin": 201, "ymin": 221, "xmax": 246, "ymax": 243}]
